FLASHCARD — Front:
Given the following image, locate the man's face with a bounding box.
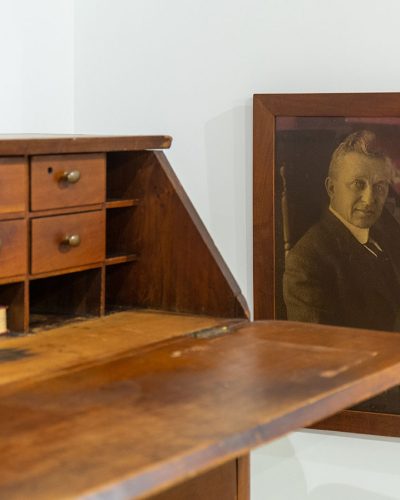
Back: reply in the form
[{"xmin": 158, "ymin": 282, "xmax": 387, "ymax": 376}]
[{"xmin": 326, "ymin": 151, "xmax": 391, "ymax": 228}]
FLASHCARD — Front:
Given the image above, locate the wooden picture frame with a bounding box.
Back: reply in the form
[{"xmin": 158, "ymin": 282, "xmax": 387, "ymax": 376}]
[{"xmin": 253, "ymin": 93, "xmax": 400, "ymax": 437}]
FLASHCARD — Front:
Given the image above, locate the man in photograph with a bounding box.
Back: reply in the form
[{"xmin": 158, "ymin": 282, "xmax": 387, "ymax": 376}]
[{"xmin": 283, "ymin": 130, "xmax": 400, "ymax": 331}]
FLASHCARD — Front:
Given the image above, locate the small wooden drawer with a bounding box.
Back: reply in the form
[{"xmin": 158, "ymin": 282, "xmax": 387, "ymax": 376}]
[
  {"xmin": 0, "ymin": 158, "xmax": 27, "ymax": 216},
  {"xmin": 31, "ymin": 211, "xmax": 105, "ymax": 275},
  {"xmin": 0, "ymin": 219, "xmax": 27, "ymax": 278},
  {"xmin": 30, "ymin": 154, "xmax": 106, "ymax": 211}
]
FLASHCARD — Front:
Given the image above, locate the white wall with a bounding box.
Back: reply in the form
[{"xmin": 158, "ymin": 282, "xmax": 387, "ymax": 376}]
[
  {"xmin": 252, "ymin": 430, "xmax": 400, "ymax": 500},
  {"xmin": 0, "ymin": 0, "xmax": 74, "ymax": 133},
  {"xmin": 2, "ymin": 0, "xmax": 400, "ymax": 498}
]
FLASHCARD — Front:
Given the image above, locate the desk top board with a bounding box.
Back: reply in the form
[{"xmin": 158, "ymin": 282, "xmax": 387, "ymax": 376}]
[{"xmin": 1, "ymin": 312, "xmax": 400, "ymax": 499}]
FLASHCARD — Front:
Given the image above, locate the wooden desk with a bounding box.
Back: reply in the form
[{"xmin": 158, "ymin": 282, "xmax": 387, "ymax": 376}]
[
  {"xmin": 2, "ymin": 314, "xmax": 400, "ymax": 499},
  {"xmin": 1, "ymin": 135, "xmax": 400, "ymax": 498}
]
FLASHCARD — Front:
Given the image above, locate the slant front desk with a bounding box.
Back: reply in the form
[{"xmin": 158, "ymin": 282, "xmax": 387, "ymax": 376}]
[{"xmin": 1, "ymin": 135, "xmax": 400, "ymax": 499}]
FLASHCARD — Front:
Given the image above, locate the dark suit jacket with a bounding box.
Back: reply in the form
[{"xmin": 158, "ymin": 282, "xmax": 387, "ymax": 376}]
[{"xmin": 283, "ymin": 210, "xmax": 400, "ymax": 331}]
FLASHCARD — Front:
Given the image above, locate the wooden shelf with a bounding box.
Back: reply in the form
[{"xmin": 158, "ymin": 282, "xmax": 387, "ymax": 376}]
[
  {"xmin": 0, "ymin": 275, "xmax": 25, "ymax": 286},
  {"xmin": 106, "ymin": 199, "xmax": 140, "ymax": 209},
  {"xmin": 29, "ymin": 263, "xmax": 102, "ymax": 280},
  {"xmin": 29, "ymin": 204, "xmax": 103, "ymax": 219},
  {"xmin": 105, "ymin": 254, "xmax": 138, "ymax": 266}
]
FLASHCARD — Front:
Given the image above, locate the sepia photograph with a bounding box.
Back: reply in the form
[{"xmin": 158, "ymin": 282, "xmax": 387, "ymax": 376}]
[{"xmin": 275, "ymin": 117, "xmax": 400, "ymax": 332}]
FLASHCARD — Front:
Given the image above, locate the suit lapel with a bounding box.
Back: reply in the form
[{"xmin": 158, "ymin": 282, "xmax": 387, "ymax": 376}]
[{"xmin": 320, "ymin": 211, "xmax": 398, "ymax": 307}]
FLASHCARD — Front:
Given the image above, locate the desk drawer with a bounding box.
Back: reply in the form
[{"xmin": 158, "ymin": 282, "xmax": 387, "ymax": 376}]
[
  {"xmin": 0, "ymin": 159, "xmax": 27, "ymax": 215},
  {"xmin": 30, "ymin": 154, "xmax": 105, "ymax": 211},
  {"xmin": 31, "ymin": 211, "xmax": 105, "ymax": 275},
  {"xmin": 0, "ymin": 219, "xmax": 27, "ymax": 278}
]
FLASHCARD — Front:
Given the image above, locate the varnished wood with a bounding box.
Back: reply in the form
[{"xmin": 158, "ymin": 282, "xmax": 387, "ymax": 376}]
[
  {"xmin": 2, "ymin": 320, "xmax": 400, "ymax": 499},
  {"xmin": 0, "ymin": 158, "xmax": 27, "ymax": 214},
  {"xmin": 23, "ymin": 279, "xmax": 29, "ymax": 333},
  {"xmin": 237, "ymin": 455, "xmax": 250, "ymax": 500},
  {"xmin": 106, "ymin": 151, "xmax": 248, "ymax": 318},
  {"xmin": 253, "ymin": 95, "xmax": 275, "ymax": 320},
  {"xmin": 149, "ymin": 461, "xmax": 237, "ymax": 500},
  {"xmin": 30, "ymin": 210, "xmax": 105, "ymax": 274},
  {"xmin": 0, "ymin": 212, "xmax": 25, "ymax": 221},
  {"xmin": 0, "ymin": 134, "xmax": 172, "ymax": 156},
  {"xmin": 0, "ymin": 276, "xmax": 25, "ymax": 286},
  {"xmin": 29, "ymin": 203, "xmax": 103, "ymax": 218},
  {"xmin": 254, "ymin": 92, "xmax": 400, "ymax": 116},
  {"xmin": 0, "ymin": 134, "xmax": 252, "ymax": 495},
  {"xmin": 30, "ymin": 153, "xmax": 106, "ymax": 211},
  {"xmin": 313, "ymin": 409, "xmax": 400, "ymax": 437},
  {"xmin": 0, "ymin": 310, "xmax": 231, "ymax": 391},
  {"xmin": 28, "ymin": 262, "xmax": 102, "ymax": 280},
  {"xmin": 0, "ymin": 219, "xmax": 27, "ymax": 278},
  {"xmin": 106, "ymin": 205, "xmax": 136, "ymax": 257},
  {"xmin": 105, "ymin": 198, "xmax": 140, "ymax": 209},
  {"xmin": 105, "ymin": 254, "xmax": 138, "ymax": 266},
  {"xmin": 0, "ymin": 135, "xmax": 246, "ymax": 337}
]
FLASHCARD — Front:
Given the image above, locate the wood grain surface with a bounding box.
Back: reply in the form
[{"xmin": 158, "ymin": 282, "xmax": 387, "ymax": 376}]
[
  {"xmin": 0, "ymin": 310, "xmax": 230, "ymax": 391},
  {"xmin": 0, "ymin": 158, "xmax": 27, "ymax": 214},
  {"xmin": 30, "ymin": 210, "xmax": 105, "ymax": 274},
  {"xmin": 106, "ymin": 150, "xmax": 249, "ymax": 319},
  {"xmin": 0, "ymin": 135, "xmax": 172, "ymax": 156},
  {"xmin": 2, "ymin": 319, "xmax": 400, "ymax": 499},
  {"xmin": 0, "ymin": 219, "xmax": 27, "ymax": 278},
  {"xmin": 313, "ymin": 409, "xmax": 400, "ymax": 437},
  {"xmin": 30, "ymin": 153, "xmax": 106, "ymax": 211}
]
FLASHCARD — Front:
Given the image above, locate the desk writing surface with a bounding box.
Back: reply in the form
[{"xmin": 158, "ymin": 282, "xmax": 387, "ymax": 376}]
[
  {"xmin": 1, "ymin": 318, "xmax": 400, "ymax": 499},
  {"xmin": 0, "ymin": 310, "xmax": 229, "ymax": 392}
]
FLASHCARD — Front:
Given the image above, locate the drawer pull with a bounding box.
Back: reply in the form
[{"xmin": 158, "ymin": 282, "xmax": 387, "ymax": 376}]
[
  {"xmin": 61, "ymin": 170, "xmax": 81, "ymax": 184},
  {"xmin": 61, "ymin": 234, "xmax": 81, "ymax": 247}
]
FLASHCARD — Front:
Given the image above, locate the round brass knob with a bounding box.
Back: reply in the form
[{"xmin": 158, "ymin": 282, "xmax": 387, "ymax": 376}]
[
  {"xmin": 61, "ymin": 170, "xmax": 81, "ymax": 184},
  {"xmin": 62, "ymin": 234, "xmax": 81, "ymax": 247}
]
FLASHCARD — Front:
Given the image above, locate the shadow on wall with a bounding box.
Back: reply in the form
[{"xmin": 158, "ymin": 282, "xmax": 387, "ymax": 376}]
[
  {"xmin": 204, "ymin": 101, "xmax": 253, "ymax": 312},
  {"xmin": 251, "ymin": 436, "xmax": 307, "ymax": 499},
  {"xmin": 251, "ymin": 434, "xmax": 399, "ymax": 500},
  {"xmin": 307, "ymin": 485, "xmax": 396, "ymax": 500}
]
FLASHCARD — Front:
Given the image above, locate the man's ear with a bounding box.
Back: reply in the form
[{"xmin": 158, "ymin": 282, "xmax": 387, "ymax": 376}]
[{"xmin": 325, "ymin": 177, "xmax": 334, "ymax": 199}]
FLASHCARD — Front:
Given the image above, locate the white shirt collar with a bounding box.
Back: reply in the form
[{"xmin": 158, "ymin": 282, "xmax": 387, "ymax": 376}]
[{"xmin": 329, "ymin": 206, "xmax": 369, "ymax": 244}]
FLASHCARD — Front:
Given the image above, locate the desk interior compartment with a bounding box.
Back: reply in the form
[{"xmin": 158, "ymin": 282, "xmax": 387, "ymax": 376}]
[
  {"xmin": 29, "ymin": 269, "xmax": 102, "ymax": 330},
  {"xmin": 106, "ymin": 151, "xmax": 147, "ymax": 203},
  {"xmin": 0, "ymin": 281, "xmax": 25, "ymax": 333}
]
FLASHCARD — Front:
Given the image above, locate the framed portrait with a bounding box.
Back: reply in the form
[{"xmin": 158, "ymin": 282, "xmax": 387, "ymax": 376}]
[{"xmin": 253, "ymin": 93, "xmax": 400, "ymax": 437}]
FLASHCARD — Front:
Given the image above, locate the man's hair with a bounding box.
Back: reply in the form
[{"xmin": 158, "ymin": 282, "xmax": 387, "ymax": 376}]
[{"xmin": 328, "ymin": 130, "xmax": 392, "ymax": 179}]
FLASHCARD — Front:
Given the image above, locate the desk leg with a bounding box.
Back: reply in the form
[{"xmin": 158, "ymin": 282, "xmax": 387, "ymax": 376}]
[
  {"xmin": 237, "ymin": 454, "xmax": 250, "ymax": 500},
  {"xmin": 149, "ymin": 459, "xmax": 238, "ymax": 499}
]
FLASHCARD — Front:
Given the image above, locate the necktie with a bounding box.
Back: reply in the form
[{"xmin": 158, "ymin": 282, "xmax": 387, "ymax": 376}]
[{"xmin": 363, "ymin": 239, "xmax": 383, "ymax": 258}]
